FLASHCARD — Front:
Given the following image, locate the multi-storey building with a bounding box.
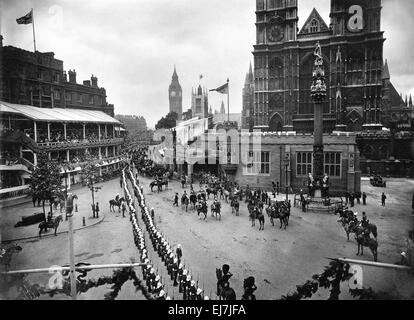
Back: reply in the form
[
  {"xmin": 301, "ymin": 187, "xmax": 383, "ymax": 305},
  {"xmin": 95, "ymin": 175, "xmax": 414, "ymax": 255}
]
[
  {"xmin": 115, "ymin": 114, "xmax": 148, "ymax": 134},
  {"xmin": 0, "ymin": 38, "xmax": 125, "ymax": 200},
  {"xmin": 0, "ymin": 42, "xmax": 114, "ymax": 116}
]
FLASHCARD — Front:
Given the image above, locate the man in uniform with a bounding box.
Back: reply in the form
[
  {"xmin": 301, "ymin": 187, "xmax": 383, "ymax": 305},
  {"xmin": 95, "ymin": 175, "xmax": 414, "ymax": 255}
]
[
  {"xmin": 188, "ymin": 280, "xmax": 197, "ymax": 300},
  {"xmin": 196, "ymin": 288, "xmax": 204, "ymax": 300},
  {"xmin": 176, "ymin": 244, "xmax": 182, "ymax": 264},
  {"xmin": 179, "ymin": 269, "xmax": 187, "ymax": 293}
]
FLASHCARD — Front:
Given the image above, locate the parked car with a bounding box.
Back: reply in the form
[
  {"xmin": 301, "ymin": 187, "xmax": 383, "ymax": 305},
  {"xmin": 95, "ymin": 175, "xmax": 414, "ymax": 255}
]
[{"xmin": 370, "ymin": 175, "xmax": 386, "ymax": 187}]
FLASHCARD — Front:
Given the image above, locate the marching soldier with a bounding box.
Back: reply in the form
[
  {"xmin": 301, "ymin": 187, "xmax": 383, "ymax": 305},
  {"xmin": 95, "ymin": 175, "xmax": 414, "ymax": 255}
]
[
  {"xmin": 188, "ymin": 280, "xmax": 197, "ymax": 300},
  {"xmin": 179, "ymin": 269, "xmax": 187, "ymax": 293},
  {"xmin": 142, "ymin": 261, "xmax": 151, "ymax": 281},
  {"xmin": 176, "ymin": 264, "xmax": 183, "ymax": 287},
  {"xmin": 196, "ymin": 288, "xmax": 204, "ymax": 300},
  {"xmin": 147, "ymin": 268, "xmax": 156, "ymax": 292},
  {"xmin": 183, "ymin": 274, "xmax": 192, "ymax": 300},
  {"xmin": 167, "ymin": 252, "xmax": 174, "ymax": 276},
  {"xmin": 157, "ymin": 289, "xmax": 166, "ymax": 300},
  {"xmin": 172, "ymin": 258, "xmax": 179, "ymax": 285},
  {"xmin": 153, "ymin": 280, "xmax": 163, "ymax": 296}
]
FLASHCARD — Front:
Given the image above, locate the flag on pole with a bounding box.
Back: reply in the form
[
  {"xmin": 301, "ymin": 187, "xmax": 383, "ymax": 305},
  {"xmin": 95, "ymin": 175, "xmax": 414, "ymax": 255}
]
[
  {"xmin": 16, "ymin": 9, "xmax": 33, "ymax": 24},
  {"xmin": 199, "ymin": 74, "xmax": 203, "ymax": 80},
  {"xmin": 209, "ymin": 82, "xmax": 228, "ymax": 94}
]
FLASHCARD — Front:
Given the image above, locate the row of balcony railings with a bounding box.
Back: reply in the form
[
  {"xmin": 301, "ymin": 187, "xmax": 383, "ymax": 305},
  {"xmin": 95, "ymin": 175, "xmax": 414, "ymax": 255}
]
[
  {"xmin": 0, "ymin": 155, "xmax": 127, "ymax": 200},
  {"xmin": 36, "ymin": 137, "xmax": 124, "ymax": 150}
]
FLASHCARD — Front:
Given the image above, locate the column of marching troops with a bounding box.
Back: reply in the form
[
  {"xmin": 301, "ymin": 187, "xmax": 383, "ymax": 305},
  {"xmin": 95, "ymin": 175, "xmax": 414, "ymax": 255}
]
[
  {"xmin": 122, "ymin": 169, "xmax": 170, "ymax": 300},
  {"xmin": 126, "ymin": 168, "xmax": 209, "ymax": 300}
]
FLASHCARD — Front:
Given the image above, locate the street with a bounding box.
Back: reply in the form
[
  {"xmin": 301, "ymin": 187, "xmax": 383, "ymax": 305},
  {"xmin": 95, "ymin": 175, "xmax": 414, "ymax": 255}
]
[{"xmin": 3, "ymin": 174, "xmax": 414, "ymax": 299}]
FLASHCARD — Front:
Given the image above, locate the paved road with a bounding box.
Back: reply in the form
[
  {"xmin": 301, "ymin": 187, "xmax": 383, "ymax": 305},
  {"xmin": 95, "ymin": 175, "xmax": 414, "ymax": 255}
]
[{"xmin": 2, "ymin": 175, "xmax": 414, "ymax": 299}]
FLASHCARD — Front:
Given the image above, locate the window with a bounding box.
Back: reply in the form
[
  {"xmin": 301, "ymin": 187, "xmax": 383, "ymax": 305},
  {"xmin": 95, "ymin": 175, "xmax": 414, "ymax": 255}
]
[
  {"xmin": 89, "ymin": 95, "xmax": 94, "ymax": 105},
  {"xmin": 53, "ymin": 90, "xmax": 61, "ymax": 100},
  {"xmin": 245, "ymin": 151, "xmax": 270, "ymax": 175},
  {"xmin": 309, "ymin": 19, "xmax": 319, "ymax": 33},
  {"xmin": 53, "ymin": 73, "xmax": 59, "ymax": 83},
  {"xmin": 296, "ymin": 152, "xmax": 313, "ymax": 177},
  {"xmin": 36, "ymin": 70, "xmax": 43, "ymax": 80},
  {"xmin": 77, "ymin": 94, "xmax": 82, "ymax": 103},
  {"xmin": 65, "ymin": 92, "xmax": 71, "ymax": 101},
  {"xmin": 324, "ymin": 152, "xmax": 341, "ymax": 177}
]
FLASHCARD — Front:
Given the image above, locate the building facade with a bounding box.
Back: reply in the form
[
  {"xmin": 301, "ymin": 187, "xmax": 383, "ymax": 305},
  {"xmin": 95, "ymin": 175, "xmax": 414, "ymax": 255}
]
[
  {"xmin": 0, "ymin": 42, "xmax": 115, "ymax": 116},
  {"xmin": 168, "ymin": 66, "xmax": 183, "ymax": 120},
  {"xmin": 115, "ymin": 114, "xmax": 148, "ymax": 134},
  {"xmin": 252, "ymin": 0, "xmax": 396, "ymax": 133}
]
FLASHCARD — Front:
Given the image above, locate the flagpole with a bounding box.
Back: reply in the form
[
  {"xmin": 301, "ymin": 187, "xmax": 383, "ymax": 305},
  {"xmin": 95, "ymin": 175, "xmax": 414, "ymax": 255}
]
[
  {"xmin": 31, "ymin": 8, "xmax": 36, "ymax": 52},
  {"xmin": 227, "ymin": 78, "xmax": 230, "ymax": 123}
]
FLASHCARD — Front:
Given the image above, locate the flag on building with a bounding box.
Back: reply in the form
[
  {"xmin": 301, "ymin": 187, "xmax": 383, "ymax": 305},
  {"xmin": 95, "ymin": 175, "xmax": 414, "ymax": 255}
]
[
  {"xmin": 16, "ymin": 9, "xmax": 33, "ymax": 24},
  {"xmin": 199, "ymin": 74, "xmax": 203, "ymax": 80},
  {"xmin": 210, "ymin": 82, "xmax": 228, "ymax": 94}
]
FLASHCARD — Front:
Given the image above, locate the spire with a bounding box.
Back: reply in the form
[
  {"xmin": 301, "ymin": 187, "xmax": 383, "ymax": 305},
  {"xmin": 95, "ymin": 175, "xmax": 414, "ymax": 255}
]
[
  {"xmin": 405, "ymin": 95, "xmax": 408, "ymax": 106},
  {"xmin": 172, "ymin": 65, "xmax": 178, "ymax": 81},
  {"xmin": 410, "ymin": 94, "xmax": 413, "ymax": 107},
  {"xmin": 382, "ymin": 59, "xmax": 390, "ymax": 80},
  {"xmin": 220, "ymin": 101, "xmax": 226, "ymax": 114}
]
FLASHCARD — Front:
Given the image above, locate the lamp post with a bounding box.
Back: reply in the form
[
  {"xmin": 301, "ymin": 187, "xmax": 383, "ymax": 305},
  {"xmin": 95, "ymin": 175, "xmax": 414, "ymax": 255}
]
[
  {"xmin": 284, "ymin": 154, "xmax": 290, "ymax": 202},
  {"xmin": 64, "ymin": 168, "xmax": 68, "ymax": 221},
  {"xmin": 310, "ymin": 42, "xmax": 327, "ymax": 190}
]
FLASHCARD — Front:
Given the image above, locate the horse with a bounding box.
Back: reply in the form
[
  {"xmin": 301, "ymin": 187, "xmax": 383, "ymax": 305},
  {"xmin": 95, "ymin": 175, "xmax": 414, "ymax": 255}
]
[
  {"xmin": 38, "ymin": 215, "xmax": 63, "ymax": 237},
  {"xmin": 256, "ymin": 209, "xmax": 265, "ymax": 231},
  {"xmin": 216, "ymin": 267, "xmax": 235, "ymax": 300},
  {"xmin": 231, "ymin": 198, "xmax": 240, "ymax": 216},
  {"xmin": 206, "ymin": 187, "xmax": 218, "ymax": 199},
  {"xmin": 242, "ymin": 276, "xmax": 257, "ymax": 300},
  {"xmin": 211, "ymin": 202, "xmax": 221, "ymax": 221},
  {"xmin": 196, "ymin": 201, "xmax": 208, "ymax": 221},
  {"xmin": 181, "ymin": 195, "xmax": 189, "ymax": 212},
  {"xmin": 150, "ymin": 180, "xmax": 168, "ymax": 192},
  {"xmin": 109, "ymin": 197, "xmax": 125, "ymax": 212},
  {"xmin": 0, "ymin": 244, "xmax": 22, "ymax": 271},
  {"xmin": 355, "ymin": 226, "xmax": 378, "ymax": 261},
  {"xmin": 266, "ymin": 204, "xmax": 288, "ymax": 230},
  {"xmin": 189, "ymin": 193, "xmax": 198, "ymax": 210},
  {"xmin": 223, "ymin": 189, "xmax": 230, "ymax": 203}
]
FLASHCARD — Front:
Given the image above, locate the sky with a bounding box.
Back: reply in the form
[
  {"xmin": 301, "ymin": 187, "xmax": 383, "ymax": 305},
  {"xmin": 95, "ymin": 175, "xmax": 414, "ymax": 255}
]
[{"xmin": 1, "ymin": 0, "xmax": 414, "ymax": 128}]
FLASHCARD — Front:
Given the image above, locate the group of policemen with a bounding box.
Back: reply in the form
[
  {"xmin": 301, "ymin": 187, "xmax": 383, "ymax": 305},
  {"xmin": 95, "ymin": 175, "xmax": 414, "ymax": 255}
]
[{"xmin": 129, "ymin": 169, "xmax": 209, "ymax": 300}]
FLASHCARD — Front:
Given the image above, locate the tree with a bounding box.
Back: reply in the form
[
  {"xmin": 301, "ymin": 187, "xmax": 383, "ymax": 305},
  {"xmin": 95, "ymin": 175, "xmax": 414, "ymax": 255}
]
[
  {"xmin": 29, "ymin": 152, "xmax": 62, "ymax": 218},
  {"xmin": 80, "ymin": 156, "xmax": 101, "ymax": 218},
  {"xmin": 155, "ymin": 111, "xmax": 178, "ymax": 130}
]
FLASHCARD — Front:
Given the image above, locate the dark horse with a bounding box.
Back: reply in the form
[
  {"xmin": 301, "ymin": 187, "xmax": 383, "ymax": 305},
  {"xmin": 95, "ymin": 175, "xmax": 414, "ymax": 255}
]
[
  {"xmin": 38, "ymin": 215, "xmax": 63, "ymax": 237},
  {"xmin": 150, "ymin": 180, "xmax": 168, "ymax": 192},
  {"xmin": 109, "ymin": 197, "xmax": 125, "ymax": 212},
  {"xmin": 196, "ymin": 201, "xmax": 208, "ymax": 221},
  {"xmin": 250, "ymin": 207, "xmax": 265, "ymax": 230},
  {"xmin": 230, "ymin": 198, "xmax": 240, "ymax": 216},
  {"xmin": 189, "ymin": 193, "xmax": 198, "ymax": 210},
  {"xmin": 211, "ymin": 202, "xmax": 221, "ymax": 221},
  {"xmin": 266, "ymin": 204, "xmax": 289, "ymax": 230},
  {"xmin": 355, "ymin": 226, "xmax": 378, "ymax": 261},
  {"xmin": 216, "ymin": 265, "xmax": 236, "ymax": 300},
  {"xmin": 181, "ymin": 195, "xmax": 189, "ymax": 212}
]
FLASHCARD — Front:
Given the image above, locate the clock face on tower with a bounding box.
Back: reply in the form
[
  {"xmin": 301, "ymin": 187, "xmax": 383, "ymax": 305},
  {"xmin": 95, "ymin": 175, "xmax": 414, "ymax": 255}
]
[
  {"xmin": 268, "ymin": 24, "xmax": 284, "ymax": 42},
  {"xmin": 170, "ymin": 91, "xmax": 176, "ymax": 97}
]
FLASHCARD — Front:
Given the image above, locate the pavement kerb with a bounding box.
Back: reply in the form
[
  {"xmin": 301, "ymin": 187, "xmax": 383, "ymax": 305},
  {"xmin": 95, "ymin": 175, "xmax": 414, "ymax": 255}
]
[{"xmin": 1, "ymin": 212, "xmax": 106, "ymax": 244}]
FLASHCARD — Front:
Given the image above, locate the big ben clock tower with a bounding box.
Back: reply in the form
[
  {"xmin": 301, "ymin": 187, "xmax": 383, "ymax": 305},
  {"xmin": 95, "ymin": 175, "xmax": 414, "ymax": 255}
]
[{"xmin": 169, "ymin": 66, "xmax": 183, "ymax": 120}]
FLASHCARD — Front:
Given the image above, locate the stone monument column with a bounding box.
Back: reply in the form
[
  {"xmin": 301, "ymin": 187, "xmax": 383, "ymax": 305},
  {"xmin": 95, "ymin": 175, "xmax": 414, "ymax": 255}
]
[{"xmin": 310, "ymin": 42, "xmax": 327, "ymax": 193}]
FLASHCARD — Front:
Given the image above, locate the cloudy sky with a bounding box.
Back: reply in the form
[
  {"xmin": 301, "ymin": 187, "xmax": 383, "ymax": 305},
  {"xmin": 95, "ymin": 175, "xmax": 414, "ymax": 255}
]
[{"xmin": 1, "ymin": 0, "xmax": 414, "ymax": 128}]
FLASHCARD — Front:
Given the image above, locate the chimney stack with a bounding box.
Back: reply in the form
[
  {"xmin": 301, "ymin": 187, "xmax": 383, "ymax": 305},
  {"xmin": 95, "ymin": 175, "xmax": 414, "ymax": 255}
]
[
  {"xmin": 68, "ymin": 69, "xmax": 77, "ymax": 83},
  {"xmin": 83, "ymin": 80, "xmax": 91, "ymax": 86},
  {"xmin": 91, "ymin": 74, "xmax": 98, "ymax": 87}
]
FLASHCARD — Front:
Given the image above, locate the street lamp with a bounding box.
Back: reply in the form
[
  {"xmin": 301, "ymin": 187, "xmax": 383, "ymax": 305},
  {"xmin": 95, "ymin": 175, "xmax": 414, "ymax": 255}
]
[
  {"xmin": 284, "ymin": 154, "xmax": 290, "ymax": 202},
  {"xmin": 64, "ymin": 168, "xmax": 68, "ymax": 221}
]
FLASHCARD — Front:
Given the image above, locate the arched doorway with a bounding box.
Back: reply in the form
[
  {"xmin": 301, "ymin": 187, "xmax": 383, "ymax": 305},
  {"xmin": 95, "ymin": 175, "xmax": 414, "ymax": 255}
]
[{"xmin": 268, "ymin": 113, "xmax": 283, "ymax": 132}]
